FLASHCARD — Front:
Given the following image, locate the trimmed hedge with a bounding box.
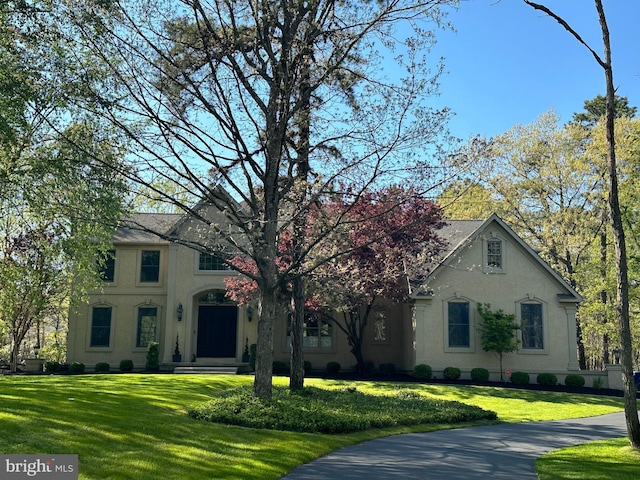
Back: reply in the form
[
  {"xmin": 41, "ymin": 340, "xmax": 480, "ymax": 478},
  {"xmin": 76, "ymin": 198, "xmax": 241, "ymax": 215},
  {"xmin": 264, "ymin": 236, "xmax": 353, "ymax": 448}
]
[
  {"xmin": 470, "ymin": 368, "xmax": 490, "ymax": 382},
  {"xmin": 326, "ymin": 361, "xmax": 341, "ymax": 374},
  {"xmin": 565, "ymin": 374, "xmax": 585, "ymax": 387},
  {"xmin": 146, "ymin": 342, "xmax": 160, "ymax": 371},
  {"xmin": 379, "ymin": 363, "xmax": 396, "ymax": 375},
  {"xmin": 44, "ymin": 361, "xmax": 61, "ymax": 373},
  {"xmin": 303, "ymin": 360, "xmax": 312, "ymax": 373},
  {"xmin": 510, "ymin": 371, "xmax": 530, "ymax": 385},
  {"xmin": 272, "ymin": 360, "xmax": 288, "ymax": 375},
  {"xmin": 412, "ymin": 364, "xmax": 432, "ymax": 380},
  {"xmin": 119, "ymin": 359, "xmax": 134, "ymax": 372},
  {"xmin": 537, "ymin": 373, "xmax": 558, "ymax": 386},
  {"xmin": 443, "ymin": 367, "xmax": 461, "ymax": 380},
  {"xmin": 95, "ymin": 362, "xmax": 110, "ymax": 373},
  {"xmin": 69, "ymin": 362, "xmax": 85, "ymax": 374}
]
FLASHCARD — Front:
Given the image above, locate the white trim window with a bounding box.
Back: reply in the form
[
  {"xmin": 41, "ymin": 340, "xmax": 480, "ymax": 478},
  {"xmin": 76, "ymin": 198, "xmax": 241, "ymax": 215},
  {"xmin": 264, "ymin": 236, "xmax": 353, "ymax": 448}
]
[
  {"xmin": 287, "ymin": 312, "xmax": 333, "ymax": 349},
  {"xmin": 483, "ymin": 234, "xmax": 505, "ymax": 273},
  {"xmin": 447, "ymin": 300, "xmax": 471, "ymax": 348},
  {"xmin": 90, "ymin": 306, "xmax": 112, "ymax": 348},
  {"xmin": 521, "ymin": 302, "xmax": 544, "ymax": 350},
  {"xmin": 198, "ymin": 252, "xmax": 230, "ymax": 271},
  {"xmin": 136, "ymin": 306, "xmax": 158, "ymax": 348}
]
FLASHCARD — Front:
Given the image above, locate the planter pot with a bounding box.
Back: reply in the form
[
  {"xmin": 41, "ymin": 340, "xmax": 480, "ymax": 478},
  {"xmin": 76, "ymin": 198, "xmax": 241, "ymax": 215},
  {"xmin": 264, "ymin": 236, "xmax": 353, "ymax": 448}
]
[
  {"xmin": 24, "ymin": 358, "xmax": 45, "ymax": 373},
  {"xmin": 172, "ymin": 354, "xmax": 182, "ymax": 363}
]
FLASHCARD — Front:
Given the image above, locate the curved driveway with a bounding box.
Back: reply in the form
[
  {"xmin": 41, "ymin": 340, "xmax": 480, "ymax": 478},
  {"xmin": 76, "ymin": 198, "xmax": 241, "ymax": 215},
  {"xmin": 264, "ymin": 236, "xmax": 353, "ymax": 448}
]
[{"xmin": 282, "ymin": 412, "xmax": 628, "ymax": 479}]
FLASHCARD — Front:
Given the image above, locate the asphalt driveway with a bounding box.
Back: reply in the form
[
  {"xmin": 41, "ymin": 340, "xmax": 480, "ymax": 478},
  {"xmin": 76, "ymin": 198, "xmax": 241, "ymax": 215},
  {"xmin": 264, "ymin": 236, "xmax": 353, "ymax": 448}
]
[{"xmin": 282, "ymin": 412, "xmax": 628, "ymax": 479}]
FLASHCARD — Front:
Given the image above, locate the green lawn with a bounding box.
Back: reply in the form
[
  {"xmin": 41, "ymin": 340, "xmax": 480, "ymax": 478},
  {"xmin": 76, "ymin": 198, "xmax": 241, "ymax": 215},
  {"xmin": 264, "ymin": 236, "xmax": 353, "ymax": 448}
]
[
  {"xmin": 537, "ymin": 438, "xmax": 640, "ymax": 480},
  {"xmin": 0, "ymin": 374, "xmax": 625, "ymax": 479}
]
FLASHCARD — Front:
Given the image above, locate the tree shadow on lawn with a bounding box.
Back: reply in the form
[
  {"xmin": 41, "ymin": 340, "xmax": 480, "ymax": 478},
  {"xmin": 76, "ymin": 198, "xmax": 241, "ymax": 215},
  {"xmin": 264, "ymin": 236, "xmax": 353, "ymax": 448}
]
[{"xmin": 0, "ymin": 375, "xmax": 349, "ymax": 480}]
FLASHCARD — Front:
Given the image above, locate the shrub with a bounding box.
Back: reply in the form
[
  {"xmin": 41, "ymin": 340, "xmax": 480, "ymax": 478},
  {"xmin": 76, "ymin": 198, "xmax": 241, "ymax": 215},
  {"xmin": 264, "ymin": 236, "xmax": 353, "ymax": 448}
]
[
  {"xmin": 592, "ymin": 376, "xmax": 604, "ymax": 389},
  {"xmin": 412, "ymin": 364, "xmax": 432, "ymax": 380},
  {"xmin": 188, "ymin": 385, "xmax": 498, "ymax": 434},
  {"xmin": 443, "ymin": 367, "xmax": 462, "ymax": 380},
  {"xmin": 272, "ymin": 360, "xmax": 288, "ymax": 375},
  {"xmin": 510, "ymin": 371, "xmax": 530, "ymax": 385},
  {"xmin": 95, "ymin": 362, "xmax": 110, "ymax": 373},
  {"xmin": 470, "ymin": 367, "xmax": 490, "ymax": 382},
  {"xmin": 69, "ymin": 362, "xmax": 85, "ymax": 374},
  {"xmin": 249, "ymin": 344, "xmax": 257, "ymax": 371},
  {"xmin": 326, "ymin": 361, "xmax": 341, "ymax": 374},
  {"xmin": 536, "ymin": 373, "xmax": 557, "ymax": 386},
  {"xmin": 379, "ymin": 363, "xmax": 396, "ymax": 375},
  {"xmin": 44, "ymin": 361, "xmax": 60, "ymax": 373},
  {"xmin": 145, "ymin": 342, "xmax": 160, "ymax": 371},
  {"xmin": 565, "ymin": 374, "xmax": 585, "ymax": 387},
  {"xmin": 303, "ymin": 360, "xmax": 312, "ymax": 373},
  {"xmin": 119, "ymin": 359, "xmax": 134, "ymax": 372}
]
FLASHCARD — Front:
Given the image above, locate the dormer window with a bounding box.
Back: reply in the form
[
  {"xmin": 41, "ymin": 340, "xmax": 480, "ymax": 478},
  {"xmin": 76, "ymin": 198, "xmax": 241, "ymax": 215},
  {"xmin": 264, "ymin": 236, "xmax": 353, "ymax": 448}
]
[
  {"xmin": 487, "ymin": 240, "xmax": 502, "ymax": 268},
  {"xmin": 483, "ymin": 234, "xmax": 505, "ymax": 273}
]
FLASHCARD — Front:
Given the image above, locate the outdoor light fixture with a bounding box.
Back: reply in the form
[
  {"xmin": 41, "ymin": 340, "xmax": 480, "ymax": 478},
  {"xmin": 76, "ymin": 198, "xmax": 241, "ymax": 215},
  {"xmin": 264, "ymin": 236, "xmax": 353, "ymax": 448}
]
[
  {"xmin": 177, "ymin": 303, "xmax": 183, "ymax": 322},
  {"xmin": 247, "ymin": 306, "xmax": 253, "ymax": 322},
  {"xmin": 613, "ymin": 347, "xmax": 621, "ymax": 364}
]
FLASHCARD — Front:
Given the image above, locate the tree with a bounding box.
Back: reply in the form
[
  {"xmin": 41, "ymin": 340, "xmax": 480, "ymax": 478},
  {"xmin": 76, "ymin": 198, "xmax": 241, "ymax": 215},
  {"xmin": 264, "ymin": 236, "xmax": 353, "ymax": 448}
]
[
  {"xmin": 524, "ymin": 0, "xmax": 640, "ymax": 449},
  {"xmin": 572, "ymin": 94, "xmax": 637, "ymax": 128},
  {"xmin": 477, "ymin": 303, "xmax": 519, "ymax": 382},
  {"xmin": 65, "ymin": 0, "xmax": 458, "ymax": 399},
  {"xmin": 307, "ymin": 186, "xmax": 444, "ymax": 373},
  {"xmin": 0, "ymin": 3, "xmax": 129, "ymax": 369}
]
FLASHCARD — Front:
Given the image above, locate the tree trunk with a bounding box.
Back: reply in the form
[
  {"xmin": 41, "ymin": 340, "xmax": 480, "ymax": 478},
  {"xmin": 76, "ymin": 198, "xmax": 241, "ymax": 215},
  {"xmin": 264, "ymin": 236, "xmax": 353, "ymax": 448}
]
[
  {"xmin": 596, "ymin": 0, "xmax": 640, "ymax": 449},
  {"xmin": 289, "ymin": 276, "xmax": 305, "ymax": 391},
  {"xmin": 600, "ymin": 230, "xmax": 610, "ymax": 367},
  {"xmin": 254, "ymin": 283, "xmax": 277, "ymax": 401}
]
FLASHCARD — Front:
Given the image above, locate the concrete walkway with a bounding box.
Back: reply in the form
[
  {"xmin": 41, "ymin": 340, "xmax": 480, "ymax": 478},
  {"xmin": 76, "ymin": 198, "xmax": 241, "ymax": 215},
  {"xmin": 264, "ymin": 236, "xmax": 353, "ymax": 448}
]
[{"xmin": 282, "ymin": 412, "xmax": 628, "ymax": 479}]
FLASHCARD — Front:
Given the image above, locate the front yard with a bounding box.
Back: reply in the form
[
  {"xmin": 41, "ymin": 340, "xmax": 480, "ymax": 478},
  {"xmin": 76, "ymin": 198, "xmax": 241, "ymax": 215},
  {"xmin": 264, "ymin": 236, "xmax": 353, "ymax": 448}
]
[{"xmin": 0, "ymin": 374, "xmax": 626, "ymax": 479}]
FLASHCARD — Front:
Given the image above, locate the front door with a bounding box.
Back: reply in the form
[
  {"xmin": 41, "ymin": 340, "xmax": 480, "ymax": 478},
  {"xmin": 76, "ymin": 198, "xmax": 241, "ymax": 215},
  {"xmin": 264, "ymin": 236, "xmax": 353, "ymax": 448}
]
[{"xmin": 197, "ymin": 305, "xmax": 237, "ymax": 358}]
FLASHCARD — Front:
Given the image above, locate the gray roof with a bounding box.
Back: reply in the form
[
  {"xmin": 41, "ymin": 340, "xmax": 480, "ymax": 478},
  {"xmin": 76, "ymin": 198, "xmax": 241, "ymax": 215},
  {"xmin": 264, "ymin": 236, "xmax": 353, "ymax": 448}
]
[{"xmin": 113, "ymin": 213, "xmax": 182, "ymax": 243}]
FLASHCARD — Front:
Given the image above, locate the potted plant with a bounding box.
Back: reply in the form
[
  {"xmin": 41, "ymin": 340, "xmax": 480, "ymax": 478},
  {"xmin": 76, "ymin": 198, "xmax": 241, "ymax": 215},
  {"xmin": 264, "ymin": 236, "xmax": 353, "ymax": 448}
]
[{"xmin": 172, "ymin": 335, "xmax": 182, "ymax": 363}]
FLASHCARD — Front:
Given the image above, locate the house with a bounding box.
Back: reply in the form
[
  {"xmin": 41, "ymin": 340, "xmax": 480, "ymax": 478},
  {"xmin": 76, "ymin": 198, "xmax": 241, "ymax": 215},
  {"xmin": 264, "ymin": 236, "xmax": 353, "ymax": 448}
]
[{"xmin": 67, "ymin": 208, "xmax": 582, "ymax": 381}]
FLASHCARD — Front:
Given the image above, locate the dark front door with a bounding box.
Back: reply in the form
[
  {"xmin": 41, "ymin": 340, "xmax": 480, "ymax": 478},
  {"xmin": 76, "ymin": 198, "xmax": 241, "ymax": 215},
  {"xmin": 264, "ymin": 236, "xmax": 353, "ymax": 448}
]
[{"xmin": 197, "ymin": 305, "xmax": 237, "ymax": 358}]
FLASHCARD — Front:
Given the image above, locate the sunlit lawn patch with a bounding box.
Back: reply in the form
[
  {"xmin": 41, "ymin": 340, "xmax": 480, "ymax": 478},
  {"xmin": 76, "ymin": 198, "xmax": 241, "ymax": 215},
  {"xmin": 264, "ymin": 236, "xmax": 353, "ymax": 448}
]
[
  {"xmin": 536, "ymin": 438, "xmax": 640, "ymax": 480},
  {"xmin": 0, "ymin": 374, "xmax": 625, "ymax": 480}
]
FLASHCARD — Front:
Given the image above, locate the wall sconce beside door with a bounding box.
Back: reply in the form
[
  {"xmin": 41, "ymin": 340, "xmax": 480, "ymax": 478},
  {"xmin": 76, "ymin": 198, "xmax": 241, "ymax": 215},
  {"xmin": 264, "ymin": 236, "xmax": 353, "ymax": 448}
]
[
  {"xmin": 247, "ymin": 306, "xmax": 253, "ymax": 322},
  {"xmin": 177, "ymin": 303, "xmax": 183, "ymax": 321}
]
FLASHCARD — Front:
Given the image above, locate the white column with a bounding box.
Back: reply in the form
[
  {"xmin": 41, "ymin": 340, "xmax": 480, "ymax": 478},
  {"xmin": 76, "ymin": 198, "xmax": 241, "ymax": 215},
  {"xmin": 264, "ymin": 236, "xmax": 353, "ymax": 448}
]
[
  {"xmin": 564, "ymin": 305, "xmax": 580, "ymax": 370},
  {"xmin": 162, "ymin": 243, "xmax": 180, "ymax": 363}
]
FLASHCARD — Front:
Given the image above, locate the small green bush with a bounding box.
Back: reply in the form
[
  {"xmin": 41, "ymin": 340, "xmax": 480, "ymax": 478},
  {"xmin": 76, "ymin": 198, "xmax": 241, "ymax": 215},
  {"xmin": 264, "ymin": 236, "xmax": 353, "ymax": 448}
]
[
  {"xmin": 303, "ymin": 360, "xmax": 312, "ymax": 373},
  {"xmin": 95, "ymin": 362, "xmax": 110, "ymax": 373},
  {"xmin": 44, "ymin": 361, "xmax": 60, "ymax": 373},
  {"xmin": 379, "ymin": 363, "xmax": 396, "ymax": 375},
  {"xmin": 565, "ymin": 374, "xmax": 585, "ymax": 387},
  {"xmin": 510, "ymin": 371, "xmax": 530, "ymax": 385},
  {"xmin": 119, "ymin": 359, "xmax": 134, "ymax": 372},
  {"xmin": 592, "ymin": 376, "xmax": 604, "ymax": 389},
  {"xmin": 537, "ymin": 373, "xmax": 558, "ymax": 386},
  {"xmin": 249, "ymin": 344, "xmax": 257, "ymax": 371},
  {"xmin": 146, "ymin": 342, "xmax": 160, "ymax": 371},
  {"xmin": 412, "ymin": 364, "xmax": 432, "ymax": 380},
  {"xmin": 326, "ymin": 361, "xmax": 341, "ymax": 374},
  {"xmin": 443, "ymin": 367, "xmax": 462, "ymax": 380},
  {"xmin": 69, "ymin": 362, "xmax": 85, "ymax": 374},
  {"xmin": 470, "ymin": 367, "xmax": 490, "ymax": 382},
  {"xmin": 272, "ymin": 360, "xmax": 288, "ymax": 375}
]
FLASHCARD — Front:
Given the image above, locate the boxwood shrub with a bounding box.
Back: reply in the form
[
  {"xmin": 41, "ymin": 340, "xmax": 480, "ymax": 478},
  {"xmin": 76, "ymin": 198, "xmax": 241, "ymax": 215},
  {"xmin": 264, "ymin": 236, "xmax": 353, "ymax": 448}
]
[
  {"xmin": 536, "ymin": 373, "xmax": 558, "ymax": 386},
  {"xmin": 44, "ymin": 361, "xmax": 60, "ymax": 374},
  {"xmin": 69, "ymin": 362, "xmax": 85, "ymax": 374},
  {"xmin": 564, "ymin": 374, "xmax": 586, "ymax": 387},
  {"xmin": 379, "ymin": 363, "xmax": 396, "ymax": 375},
  {"xmin": 443, "ymin": 367, "xmax": 461, "ymax": 380},
  {"xmin": 412, "ymin": 364, "xmax": 432, "ymax": 380},
  {"xmin": 94, "ymin": 362, "xmax": 110, "ymax": 373},
  {"xmin": 510, "ymin": 371, "xmax": 530, "ymax": 385},
  {"xmin": 326, "ymin": 361, "xmax": 341, "ymax": 374},
  {"xmin": 119, "ymin": 359, "xmax": 134, "ymax": 372},
  {"xmin": 272, "ymin": 360, "xmax": 288, "ymax": 375},
  {"xmin": 470, "ymin": 367, "xmax": 490, "ymax": 382},
  {"xmin": 303, "ymin": 360, "xmax": 312, "ymax": 373}
]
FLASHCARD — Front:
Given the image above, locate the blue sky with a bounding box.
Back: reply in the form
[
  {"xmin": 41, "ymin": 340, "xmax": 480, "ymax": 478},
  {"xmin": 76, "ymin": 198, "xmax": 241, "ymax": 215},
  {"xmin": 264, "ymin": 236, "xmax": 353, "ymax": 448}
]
[{"xmin": 429, "ymin": 0, "xmax": 640, "ymax": 141}]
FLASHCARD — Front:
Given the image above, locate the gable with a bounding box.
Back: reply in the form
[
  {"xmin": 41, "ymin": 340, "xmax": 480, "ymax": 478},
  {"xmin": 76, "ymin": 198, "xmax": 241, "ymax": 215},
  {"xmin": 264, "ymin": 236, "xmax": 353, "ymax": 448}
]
[{"xmin": 413, "ymin": 214, "xmax": 581, "ymax": 303}]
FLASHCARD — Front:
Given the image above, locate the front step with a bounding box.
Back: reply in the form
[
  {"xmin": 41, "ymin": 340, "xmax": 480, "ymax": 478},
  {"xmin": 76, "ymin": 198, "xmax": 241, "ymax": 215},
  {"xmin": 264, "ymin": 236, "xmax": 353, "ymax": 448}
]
[{"xmin": 173, "ymin": 366, "xmax": 241, "ymax": 374}]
